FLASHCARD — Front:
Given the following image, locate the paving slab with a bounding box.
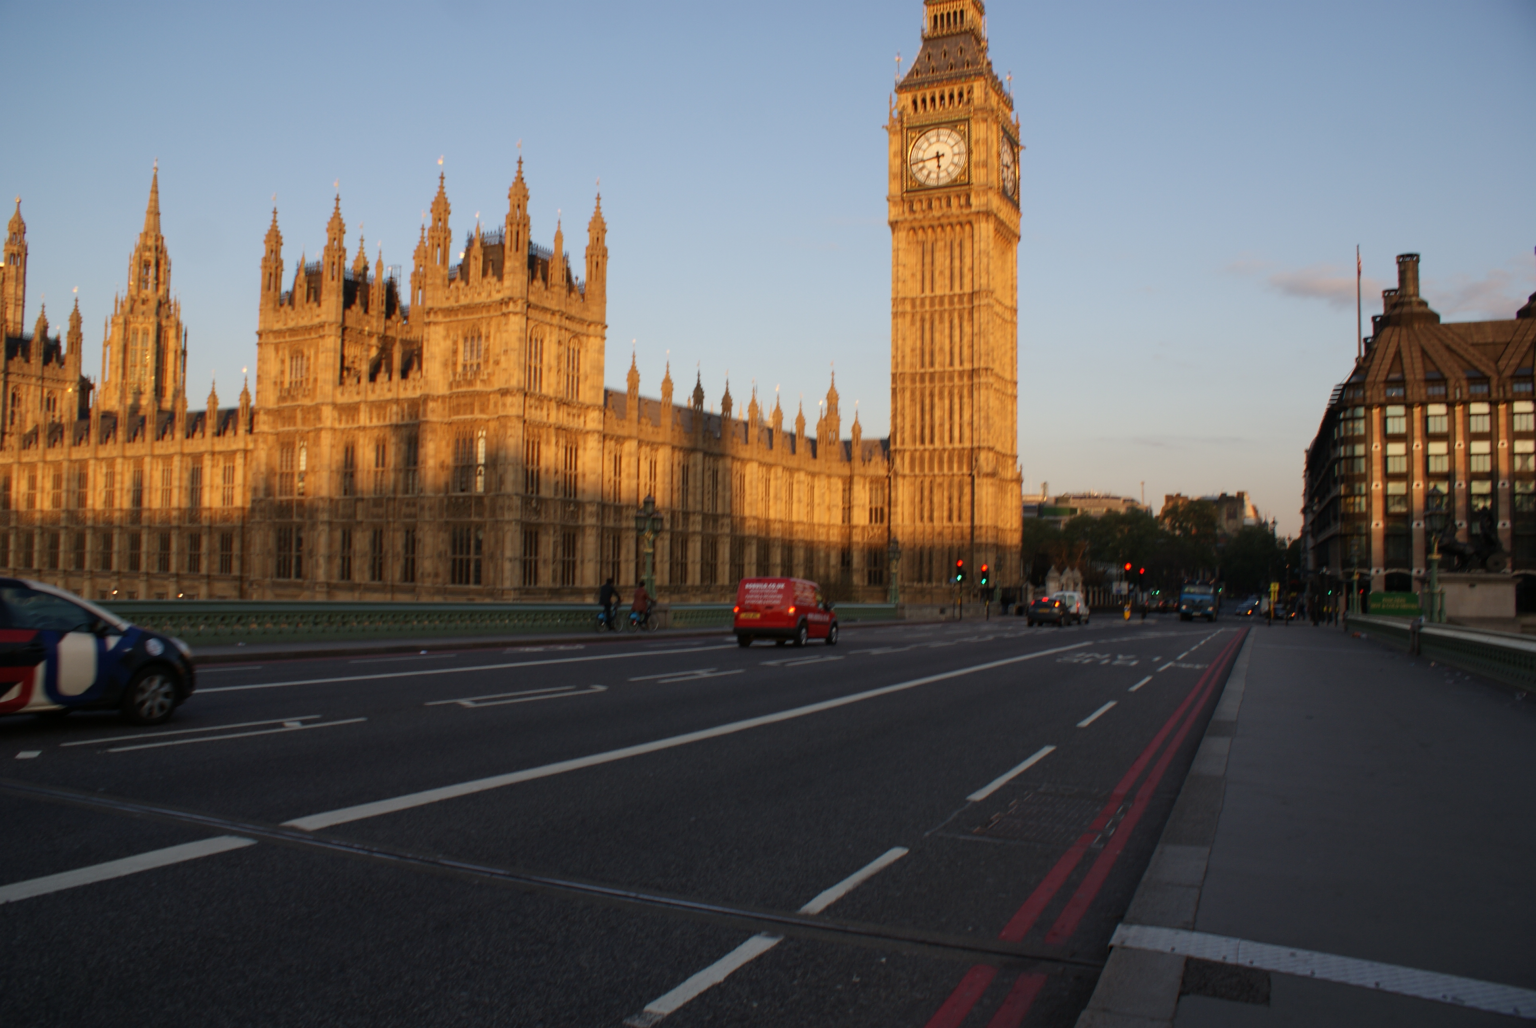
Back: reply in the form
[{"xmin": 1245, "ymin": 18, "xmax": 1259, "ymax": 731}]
[{"xmin": 1078, "ymin": 622, "xmax": 1536, "ymax": 1026}]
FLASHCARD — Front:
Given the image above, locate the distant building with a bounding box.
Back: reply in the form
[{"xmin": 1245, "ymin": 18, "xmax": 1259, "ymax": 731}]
[
  {"xmin": 1301, "ymin": 252, "xmax": 1536, "ymax": 592},
  {"xmin": 1161, "ymin": 491, "xmax": 1261, "ymax": 540},
  {"xmin": 1025, "ymin": 487, "xmax": 1148, "ymax": 527}
]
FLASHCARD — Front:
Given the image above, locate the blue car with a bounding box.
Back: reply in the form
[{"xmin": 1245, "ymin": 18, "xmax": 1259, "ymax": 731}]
[{"xmin": 0, "ymin": 578, "xmax": 196, "ymax": 725}]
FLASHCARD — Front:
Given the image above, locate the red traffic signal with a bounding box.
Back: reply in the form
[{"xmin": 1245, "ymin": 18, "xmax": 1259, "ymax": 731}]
[
  {"xmin": 1124, "ymin": 562, "xmax": 1132, "ymax": 572},
  {"xmin": 955, "ymin": 558, "xmax": 965, "ymax": 582}
]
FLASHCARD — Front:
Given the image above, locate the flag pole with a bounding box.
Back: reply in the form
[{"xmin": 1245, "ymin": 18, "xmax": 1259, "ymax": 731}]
[{"xmin": 1356, "ymin": 245, "xmax": 1363, "ymax": 361}]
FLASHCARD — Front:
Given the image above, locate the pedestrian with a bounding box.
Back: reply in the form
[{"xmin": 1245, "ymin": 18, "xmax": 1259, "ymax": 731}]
[{"xmin": 599, "ymin": 576, "xmax": 618, "ymax": 629}]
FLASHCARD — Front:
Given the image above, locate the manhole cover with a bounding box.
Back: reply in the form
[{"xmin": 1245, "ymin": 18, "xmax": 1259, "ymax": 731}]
[{"xmin": 972, "ymin": 785, "xmax": 1109, "ymax": 848}]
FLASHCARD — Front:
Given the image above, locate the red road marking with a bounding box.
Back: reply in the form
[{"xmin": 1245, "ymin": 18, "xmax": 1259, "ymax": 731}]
[
  {"xmin": 924, "ymin": 965, "xmax": 997, "ymax": 1028},
  {"xmin": 921, "ymin": 629, "xmax": 1247, "ymax": 1025},
  {"xmin": 1043, "ymin": 632, "xmax": 1243, "ymax": 945},
  {"xmin": 985, "ymin": 973, "xmax": 1046, "ymax": 1028}
]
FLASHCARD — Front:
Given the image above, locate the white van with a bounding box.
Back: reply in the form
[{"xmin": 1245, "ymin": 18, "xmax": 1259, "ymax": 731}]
[{"xmin": 1051, "ymin": 590, "xmax": 1090, "ymax": 625}]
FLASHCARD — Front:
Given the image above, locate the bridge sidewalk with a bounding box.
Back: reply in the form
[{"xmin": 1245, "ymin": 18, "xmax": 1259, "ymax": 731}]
[{"xmin": 1077, "ymin": 622, "xmax": 1536, "ymax": 1026}]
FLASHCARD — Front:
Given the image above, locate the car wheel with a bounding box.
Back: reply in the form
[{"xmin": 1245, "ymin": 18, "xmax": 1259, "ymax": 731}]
[
  {"xmin": 737, "ymin": 634, "xmax": 752, "ymax": 648},
  {"xmin": 825, "ymin": 623, "xmax": 838, "ymax": 646},
  {"xmin": 793, "ymin": 623, "xmax": 808, "ymax": 647},
  {"xmin": 121, "ymin": 668, "xmax": 178, "ymax": 726}
]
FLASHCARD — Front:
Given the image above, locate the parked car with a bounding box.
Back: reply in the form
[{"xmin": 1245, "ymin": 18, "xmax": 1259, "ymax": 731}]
[
  {"xmin": 1026, "ymin": 595, "xmax": 1069, "ymax": 626},
  {"xmin": 0, "ymin": 578, "xmax": 196, "ymax": 725},
  {"xmin": 1052, "ymin": 590, "xmax": 1090, "ymax": 625},
  {"xmin": 733, "ymin": 577, "xmax": 838, "ymax": 647}
]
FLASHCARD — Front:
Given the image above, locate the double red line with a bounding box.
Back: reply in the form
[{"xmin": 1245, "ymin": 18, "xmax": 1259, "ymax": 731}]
[{"xmin": 924, "ymin": 629, "xmax": 1247, "ymax": 1028}]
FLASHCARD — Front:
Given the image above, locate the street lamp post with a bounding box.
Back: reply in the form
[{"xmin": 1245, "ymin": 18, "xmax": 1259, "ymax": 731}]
[
  {"xmin": 1425, "ymin": 486, "xmax": 1447, "ymax": 623},
  {"xmin": 633, "ymin": 494, "xmax": 664, "ymax": 597}
]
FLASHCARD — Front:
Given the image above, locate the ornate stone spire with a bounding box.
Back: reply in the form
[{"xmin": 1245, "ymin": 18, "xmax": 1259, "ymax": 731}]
[
  {"xmin": 720, "ymin": 376, "xmax": 733, "ymax": 419},
  {"xmin": 67, "ymin": 297, "xmax": 82, "ymax": 355},
  {"xmin": 748, "ymin": 383, "xmax": 761, "ymax": 426},
  {"xmin": 795, "ymin": 400, "xmax": 806, "ymax": 440},
  {"xmin": 626, "ymin": 350, "xmax": 641, "ymax": 394},
  {"xmin": 7, "ymin": 196, "xmax": 23, "ymax": 240},
  {"xmin": 143, "ymin": 164, "xmax": 161, "ymax": 235},
  {"xmin": 771, "ymin": 389, "xmax": 784, "ymax": 434},
  {"xmin": 691, "ymin": 371, "xmax": 705, "ymax": 411},
  {"xmin": 352, "ymin": 230, "xmax": 369, "ymax": 278},
  {"xmin": 207, "ymin": 378, "xmax": 219, "ymax": 415},
  {"xmin": 660, "ymin": 361, "xmax": 674, "ymax": 408}
]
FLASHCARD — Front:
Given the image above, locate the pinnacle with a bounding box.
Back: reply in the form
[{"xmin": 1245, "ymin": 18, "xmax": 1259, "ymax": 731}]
[{"xmin": 143, "ymin": 166, "xmax": 162, "ymax": 235}]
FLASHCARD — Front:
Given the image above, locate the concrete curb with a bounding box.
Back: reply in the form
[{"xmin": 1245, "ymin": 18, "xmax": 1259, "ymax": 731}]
[{"xmin": 1074, "ymin": 629, "xmax": 1254, "ymax": 1028}]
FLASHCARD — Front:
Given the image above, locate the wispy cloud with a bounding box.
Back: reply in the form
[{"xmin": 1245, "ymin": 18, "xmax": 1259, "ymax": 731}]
[
  {"xmin": 1268, "ymin": 264, "xmax": 1384, "ymax": 310},
  {"xmin": 1233, "ymin": 252, "xmax": 1533, "ymax": 317},
  {"xmin": 1428, "ymin": 266, "xmax": 1528, "ymax": 320}
]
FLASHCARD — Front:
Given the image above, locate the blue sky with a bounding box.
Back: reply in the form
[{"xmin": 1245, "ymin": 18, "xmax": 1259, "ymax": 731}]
[{"xmin": 4, "ymin": 0, "xmax": 1532, "ymax": 535}]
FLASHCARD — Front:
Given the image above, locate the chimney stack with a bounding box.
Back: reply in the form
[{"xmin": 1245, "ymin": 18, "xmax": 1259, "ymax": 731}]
[{"xmin": 1396, "ymin": 253, "xmax": 1421, "ymax": 298}]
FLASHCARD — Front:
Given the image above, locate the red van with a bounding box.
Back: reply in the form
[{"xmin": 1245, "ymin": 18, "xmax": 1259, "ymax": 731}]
[{"xmin": 733, "ymin": 577, "xmax": 838, "ymax": 648}]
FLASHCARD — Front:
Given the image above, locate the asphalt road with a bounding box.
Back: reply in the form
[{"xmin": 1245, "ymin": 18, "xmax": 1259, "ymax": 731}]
[{"xmin": 0, "ymin": 615, "xmax": 1245, "ymax": 1028}]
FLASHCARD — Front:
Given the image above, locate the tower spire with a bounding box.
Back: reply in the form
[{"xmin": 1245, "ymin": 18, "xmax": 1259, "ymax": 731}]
[{"xmin": 143, "ymin": 163, "xmax": 161, "ymax": 235}]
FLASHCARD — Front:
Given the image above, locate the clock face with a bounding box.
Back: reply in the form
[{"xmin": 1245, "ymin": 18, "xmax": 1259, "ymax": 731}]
[
  {"xmin": 999, "ymin": 135, "xmax": 1019, "ymax": 201},
  {"xmin": 908, "ymin": 126, "xmax": 968, "ymax": 188}
]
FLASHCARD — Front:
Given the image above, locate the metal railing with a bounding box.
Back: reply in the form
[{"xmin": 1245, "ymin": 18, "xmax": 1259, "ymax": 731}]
[
  {"xmin": 100, "ymin": 599, "xmax": 902, "ymax": 645},
  {"xmin": 1346, "ymin": 613, "xmax": 1536, "ymax": 691}
]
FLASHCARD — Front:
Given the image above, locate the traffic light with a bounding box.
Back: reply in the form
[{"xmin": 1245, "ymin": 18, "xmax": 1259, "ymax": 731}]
[
  {"xmin": 1124, "ymin": 562, "xmax": 1132, "ymax": 573},
  {"xmin": 955, "ymin": 559, "xmax": 965, "ymax": 583},
  {"xmin": 979, "ymin": 563, "xmax": 989, "ymax": 586}
]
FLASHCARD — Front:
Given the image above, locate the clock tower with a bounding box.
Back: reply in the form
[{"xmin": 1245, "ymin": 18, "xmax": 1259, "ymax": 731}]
[{"xmin": 889, "ymin": 0, "xmax": 1022, "ymax": 599}]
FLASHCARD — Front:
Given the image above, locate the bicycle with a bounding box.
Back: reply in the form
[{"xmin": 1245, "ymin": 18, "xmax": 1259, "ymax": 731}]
[
  {"xmin": 626, "ymin": 608, "xmax": 656, "ymax": 632},
  {"xmin": 595, "ymin": 607, "xmax": 619, "ymax": 632}
]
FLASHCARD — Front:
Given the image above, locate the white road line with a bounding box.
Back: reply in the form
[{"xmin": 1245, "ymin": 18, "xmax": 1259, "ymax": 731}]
[
  {"xmin": 60, "ymin": 715, "xmax": 323, "ymax": 748},
  {"xmin": 656, "ymin": 670, "xmax": 742, "ymax": 684},
  {"xmin": 1175, "ymin": 651, "xmax": 1191, "ymax": 660},
  {"xmin": 759, "ymin": 655, "xmax": 844, "ymax": 667},
  {"xmin": 1077, "ymin": 702, "xmax": 1117, "ymax": 728},
  {"xmin": 1128, "ymin": 676, "xmax": 1153, "ymax": 693},
  {"xmin": 425, "ymin": 685, "xmax": 576, "ymax": 706},
  {"xmin": 0, "ymin": 837, "xmax": 256, "ymax": 905},
  {"xmin": 201, "ymin": 644, "xmax": 737, "ymax": 693},
  {"xmin": 196, "ymin": 665, "xmax": 265, "ymax": 673},
  {"xmin": 15, "ymin": 751, "xmax": 40, "ymax": 760},
  {"xmin": 285, "ymin": 640, "xmax": 1094, "ymax": 831},
  {"xmin": 349, "ymin": 654, "xmax": 450, "ymax": 664},
  {"xmin": 426, "ymin": 685, "xmax": 606, "ymax": 709},
  {"xmin": 107, "ymin": 718, "xmax": 367, "ymax": 753},
  {"xmin": 1157, "ymin": 662, "xmax": 1175, "ymax": 672},
  {"xmin": 1111, "ymin": 924, "xmax": 1536, "ymax": 1020},
  {"xmin": 966, "ymin": 746, "xmax": 1056, "ymax": 803},
  {"xmin": 798, "ymin": 846, "xmax": 908, "ymax": 914},
  {"xmin": 2, "ymin": 641, "xmax": 1093, "ymax": 904},
  {"xmin": 629, "ymin": 668, "xmax": 716, "ymax": 681},
  {"xmin": 624, "ymin": 848, "xmax": 909, "ymax": 1026}
]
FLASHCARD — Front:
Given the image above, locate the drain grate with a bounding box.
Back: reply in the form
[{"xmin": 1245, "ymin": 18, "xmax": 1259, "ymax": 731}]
[{"xmin": 972, "ymin": 785, "xmax": 1110, "ymax": 848}]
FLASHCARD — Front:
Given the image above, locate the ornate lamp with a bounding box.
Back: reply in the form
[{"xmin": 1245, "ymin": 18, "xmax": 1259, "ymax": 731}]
[
  {"xmin": 633, "ymin": 494, "xmax": 665, "ymax": 596},
  {"xmin": 1424, "ymin": 484, "xmax": 1448, "ymax": 623}
]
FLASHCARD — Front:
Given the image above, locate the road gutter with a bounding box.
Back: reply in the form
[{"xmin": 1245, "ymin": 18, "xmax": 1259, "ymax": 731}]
[{"xmin": 1073, "ymin": 628, "xmax": 1252, "ymax": 1028}]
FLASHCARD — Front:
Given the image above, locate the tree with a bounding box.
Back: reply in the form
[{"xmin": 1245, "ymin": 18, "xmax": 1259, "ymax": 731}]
[{"xmin": 1222, "ymin": 524, "xmax": 1282, "ymax": 597}]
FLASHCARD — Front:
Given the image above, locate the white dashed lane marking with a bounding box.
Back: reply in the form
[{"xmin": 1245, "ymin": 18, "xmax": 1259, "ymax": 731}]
[{"xmin": 1077, "ymin": 701, "xmax": 1117, "ymax": 728}]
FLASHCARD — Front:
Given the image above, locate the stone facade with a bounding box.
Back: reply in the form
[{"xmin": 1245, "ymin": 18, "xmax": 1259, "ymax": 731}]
[
  {"xmin": 888, "ymin": 0, "xmax": 1024, "ymax": 597},
  {"xmin": 0, "ymin": 0, "xmax": 1025, "ymax": 603}
]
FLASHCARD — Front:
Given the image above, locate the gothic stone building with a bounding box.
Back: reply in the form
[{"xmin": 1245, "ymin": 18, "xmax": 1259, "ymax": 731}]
[
  {"xmin": 1302, "ymin": 253, "xmax": 1536, "ymax": 592},
  {"xmin": 1, "ymin": 0, "xmax": 1024, "ymax": 604}
]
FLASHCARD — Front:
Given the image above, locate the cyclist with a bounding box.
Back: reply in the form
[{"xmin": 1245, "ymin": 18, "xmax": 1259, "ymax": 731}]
[
  {"xmin": 631, "ymin": 582, "xmax": 652, "ymax": 630},
  {"xmin": 598, "ymin": 577, "xmax": 619, "ymax": 631}
]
